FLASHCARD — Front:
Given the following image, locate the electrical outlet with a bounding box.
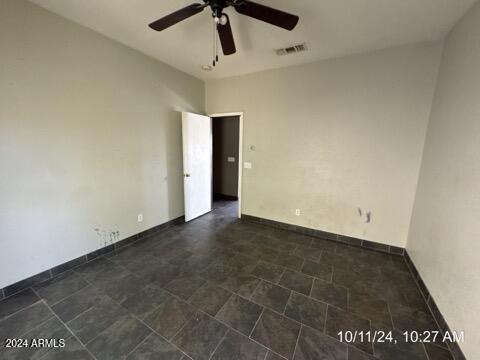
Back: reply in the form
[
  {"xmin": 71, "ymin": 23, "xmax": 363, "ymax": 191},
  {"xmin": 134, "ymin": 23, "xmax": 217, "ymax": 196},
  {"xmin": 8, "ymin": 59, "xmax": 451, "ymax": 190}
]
[
  {"xmin": 137, "ymin": 214, "xmax": 143, "ymax": 222},
  {"xmin": 244, "ymin": 162, "xmax": 252, "ymax": 169},
  {"xmin": 295, "ymin": 209, "xmax": 301, "ymax": 216}
]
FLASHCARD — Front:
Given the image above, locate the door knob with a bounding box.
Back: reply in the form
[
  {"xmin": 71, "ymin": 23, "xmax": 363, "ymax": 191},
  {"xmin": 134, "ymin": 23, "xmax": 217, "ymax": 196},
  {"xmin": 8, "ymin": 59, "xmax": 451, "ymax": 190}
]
[{"xmin": 184, "ymin": 173, "xmax": 191, "ymax": 177}]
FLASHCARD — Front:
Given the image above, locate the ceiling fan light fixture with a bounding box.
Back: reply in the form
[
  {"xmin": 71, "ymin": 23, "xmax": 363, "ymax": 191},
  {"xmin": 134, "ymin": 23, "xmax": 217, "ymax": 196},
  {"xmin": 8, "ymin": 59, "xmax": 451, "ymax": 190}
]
[{"xmin": 214, "ymin": 14, "xmax": 228, "ymax": 25}]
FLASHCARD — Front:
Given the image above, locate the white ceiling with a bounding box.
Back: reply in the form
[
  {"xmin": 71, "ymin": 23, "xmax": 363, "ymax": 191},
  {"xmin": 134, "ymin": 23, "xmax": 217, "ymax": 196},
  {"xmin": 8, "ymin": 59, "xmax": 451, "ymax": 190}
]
[{"xmin": 30, "ymin": 0, "xmax": 476, "ymax": 80}]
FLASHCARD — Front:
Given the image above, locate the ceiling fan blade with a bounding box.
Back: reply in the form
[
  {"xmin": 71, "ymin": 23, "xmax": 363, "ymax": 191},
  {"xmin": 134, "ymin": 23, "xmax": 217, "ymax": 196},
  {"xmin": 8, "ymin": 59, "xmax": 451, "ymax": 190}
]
[
  {"xmin": 149, "ymin": 3, "xmax": 205, "ymax": 31},
  {"xmin": 234, "ymin": 0, "xmax": 299, "ymax": 31},
  {"xmin": 217, "ymin": 15, "xmax": 236, "ymax": 55}
]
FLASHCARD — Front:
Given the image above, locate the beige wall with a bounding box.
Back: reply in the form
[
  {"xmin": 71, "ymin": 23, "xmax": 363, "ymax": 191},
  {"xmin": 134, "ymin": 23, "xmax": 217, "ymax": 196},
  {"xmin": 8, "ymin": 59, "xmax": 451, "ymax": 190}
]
[
  {"xmin": 207, "ymin": 43, "xmax": 442, "ymax": 247},
  {"xmin": 407, "ymin": 2, "xmax": 480, "ymax": 358},
  {"xmin": 0, "ymin": 0, "xmax": 204, "ymax": 288}
]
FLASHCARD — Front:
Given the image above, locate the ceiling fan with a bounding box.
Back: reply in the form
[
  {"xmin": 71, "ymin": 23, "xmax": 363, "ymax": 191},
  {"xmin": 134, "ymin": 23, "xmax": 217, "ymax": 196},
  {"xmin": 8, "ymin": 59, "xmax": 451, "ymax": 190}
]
[{"xmin": 148, "ymin": 0, "xmax": 299, "ymax": 62}]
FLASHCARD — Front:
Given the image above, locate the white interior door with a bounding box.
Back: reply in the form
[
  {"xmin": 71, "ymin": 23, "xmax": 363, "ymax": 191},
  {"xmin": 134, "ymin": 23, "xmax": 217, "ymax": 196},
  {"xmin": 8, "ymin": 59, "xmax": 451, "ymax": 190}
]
[{"xmin": 182, "ymin": 112, "xmax": 212, "ymax": 222}]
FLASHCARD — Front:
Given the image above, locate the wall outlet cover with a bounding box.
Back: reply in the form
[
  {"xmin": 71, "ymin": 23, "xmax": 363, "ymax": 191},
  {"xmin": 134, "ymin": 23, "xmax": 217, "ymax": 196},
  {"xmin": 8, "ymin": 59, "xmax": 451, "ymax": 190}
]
[
  {"xmin": 244, "ymin": 162, "xmax": 252, "ymax": 169},
  {"xmin": 137, "ymin": 214, "xmax": 143, "ymax": 222}
]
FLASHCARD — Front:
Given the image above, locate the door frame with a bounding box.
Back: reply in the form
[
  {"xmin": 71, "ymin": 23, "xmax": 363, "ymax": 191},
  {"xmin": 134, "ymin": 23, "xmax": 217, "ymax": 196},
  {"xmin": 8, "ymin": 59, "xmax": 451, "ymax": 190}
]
[{"xmin": 208, "ymin": 112, "xmax": 244, "ymax": 219}]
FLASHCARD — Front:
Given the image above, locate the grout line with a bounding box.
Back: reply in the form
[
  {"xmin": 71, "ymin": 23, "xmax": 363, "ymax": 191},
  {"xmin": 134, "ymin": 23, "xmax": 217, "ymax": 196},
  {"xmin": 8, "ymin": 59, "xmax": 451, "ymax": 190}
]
[
  {"xmin": 292, "ymin": 324, "xmax": 302, "ymax": 360},
  {"xmin": 308, "ymin": 277, "xmax": 315, "ymax": 297},
  {"xmin": 422, "ymin": 342, "xmax": 432, "ymax": 360},
  {"xmin": 77, "ymin": 270, "xmax": 192, "ymax": 359},
  {"xmin": 323, "ymin": 305, "xmax": 329, "ymax": 333},
  {"xmin": 0, "ymin": 297, "xmax": 44, "ymax": 323},
  {"xmin": 207, "ymin": 328, "xmax": 228, "ymax": 360},
  {"xmin": 33, "ymin": 294, "xmax": 99, "ymax": 360},
  {"xmin": 124, "ymin": 332, "xmax": 154, "ymax": 358},
  {"xmin": 248, "ymin": 307, "xmax": 265, "ymax": 338}
]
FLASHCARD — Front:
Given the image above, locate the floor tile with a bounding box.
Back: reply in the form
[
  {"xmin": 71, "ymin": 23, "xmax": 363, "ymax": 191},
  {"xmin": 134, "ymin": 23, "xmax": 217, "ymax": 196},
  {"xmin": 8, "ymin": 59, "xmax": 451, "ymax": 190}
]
[
  {"xmin": 165, "ymin": 273, "xmax": 206, "ymax": 300},
  {"xmin": 273, "ymin": 254, "xmax": 304, "ymax": 272},
  {"xmin": 424, "ymin": 343, "xmax": 454, "ymax": 360},
  {"xmin": 143, "ymin": 295, "xmax": 195, "ymax": 340},
  {"xmin": 266, "ymin": 351, "xmax": 286, "ymax": 360},
  {"xmin": 73, "ymin": 258, "xmax": 119, "ymax": 283},
  {"xmin": 231, "ymin": 242, "xmax": 257, "ymax": 255},
  {"xmin": 220, "ymin": 273, "xmax": 260, "ymax": 297},
  {"xmin": 301, "ymin": 260, "xmax": 332, "ymax": 281},
  {"xmin": 200, "ymin": 263, "xmax": 233, "ymax": 284},
  {"xmin": 348, "ymin": 346, "xmax": 375, "ymax": 360},
  {"xmin": 349, "ymin": 291, "xmax": 392, "ymax": 330},
  {"xmin": 374, "ymin": 330, "xmax": 428, "ymax": 360},
  {"xmin": 250, "ymin": 247, "xmax": 280, "ymax": 263},
  {"xmin": 279, "ymin": 270, "xmax": 313, "ymax": 295},
  {"xmin": 216, "ymin": 294, "xmax": 263, "ymax": 336},
  {"xmin": 310, "ymin": 278, "xmax": 348, "ymax": 310},
  {"xmin": 86, "ymin": 315, "xmax": 151, "ymax": 360},
  {"xmin": 211, "ymin": 329, "xmax": 267, "ymax": 360},
  {"xmin": 251, "ymin": 309, "xmax": 301, "ymax": 360},
  {"xmin": 96, "ymin": 272, "xmax": 147, "ymax": 304},
  {"xmin": 0, "ymin": 301, "xmax": 53, "ymax": 339},
  {"xmin": 389, "ymin": 302, "xmax": 440, "ymax": 333},
  {"xmin": 188, "ymin": 282, "xmax": 232, "ymax": 316},
  {"xmin": 172, "ymin": 311, "xmax": 228, "ymax": 360},
  {"xmin": 252, "ymin": 261, "xmax": 284, "ymax": 283},
  {"xmin": 320, "ymin": 253, "xmax": 352, "ymax": 270},
  {"xmin": 126, "ymin": 333, "xmax": 184, "ymax": 360},
  {"xmin": 284, "ymin": 292, "xmax": 327, "ymax": 332},
  {"xmin": 228, "ymin": 254, "xmax": 259, "ymax": 273},
  {"xmin": 51, "ymin": 285, "xmax": 110, "ymax": 322},
  {"xmin": 144, "ymin": 263, "xmax": 182, "ymax": 287},
  {"xmin": 0, "ymin": 316, "xmax": 70, "ymax": 360},
  {"xmin": 3, "ymin": 271, "xmax": 51, "ymax": 298},
  {"xmin": 40, "ymin": 336, "xmax": 93, "ymax": 360},
  {"xmin": 0, "ymin": 288, "xmax": 40, "ymax": 320},
  {"xmin": 251, "ymin": 281, "xmax": 291, "ymax": 313},
  {"xmin": 325, "ymin": 306, "xmax": 372, "ymax": 354},
  {"xmin": 167, "ymin": 250, "xmax": 194, "ymax": 266},
  {"xmin": 294, "ymin": 325, "xmax": 347, "ymax": 360},
  {"xmin": 294, "ymin": 246, "xmax": 322, "ymax": 262},
  {"xmin": 67, "ymin": 299, "xmax": 128, "ymax": 343},
  {"xmin": 121, "ymin": 283, "xmax": 170, "ymax": 320},
  {"xmin": 310, "ymin": 238, "xmax": 337, "ymax": 253}
]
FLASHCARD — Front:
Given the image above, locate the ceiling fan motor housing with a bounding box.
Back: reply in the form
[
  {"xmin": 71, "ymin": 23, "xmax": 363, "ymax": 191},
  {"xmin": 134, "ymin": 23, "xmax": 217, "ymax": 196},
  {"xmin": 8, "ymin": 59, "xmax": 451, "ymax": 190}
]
[{"xmin": 206, "ymin": 0, "xmax": 229, "ymax": 18}]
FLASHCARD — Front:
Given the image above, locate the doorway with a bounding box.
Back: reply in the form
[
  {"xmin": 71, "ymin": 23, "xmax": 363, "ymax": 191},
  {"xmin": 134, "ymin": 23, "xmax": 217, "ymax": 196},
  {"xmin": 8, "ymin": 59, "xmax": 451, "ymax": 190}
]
[
  {"xmin": 211, "ymin": 113, "xmax": 242, "ymax": 217},
  {"xmin": 181, "ymin": 112, "xmax": 243, "ymax": 221},
  {"xmin": 211, "ymin": 114, "xmax": 241, "ymax": 216}
]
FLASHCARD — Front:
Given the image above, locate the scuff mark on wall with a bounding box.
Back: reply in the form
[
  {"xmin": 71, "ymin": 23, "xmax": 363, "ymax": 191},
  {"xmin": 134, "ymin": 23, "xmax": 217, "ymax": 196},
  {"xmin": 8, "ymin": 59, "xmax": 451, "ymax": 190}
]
[
  {"xmin": 94, "ymin": 227, "xmax": 120, "ymax": 247},
  {"xmin": 366, "ymin": 212, "xmax": 372, "ymax": 223}
]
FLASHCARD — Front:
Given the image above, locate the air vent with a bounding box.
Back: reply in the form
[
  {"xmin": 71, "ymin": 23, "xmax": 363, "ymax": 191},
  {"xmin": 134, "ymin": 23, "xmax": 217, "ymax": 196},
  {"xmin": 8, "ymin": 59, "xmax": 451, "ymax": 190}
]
[{"xmin": 275, "ymin": 43, "xmax": 308, "ymax": 56}]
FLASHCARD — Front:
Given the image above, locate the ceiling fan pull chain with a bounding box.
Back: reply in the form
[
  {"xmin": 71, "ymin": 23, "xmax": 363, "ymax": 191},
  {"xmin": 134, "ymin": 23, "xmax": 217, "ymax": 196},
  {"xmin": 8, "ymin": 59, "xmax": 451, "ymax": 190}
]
[
  {"xmin": 215, "ymin": 21, "xmax": 219, "ymax": 63},
  {"xmin": 212, "ymin": 18, "xmax": 216, "ymax": 67}
]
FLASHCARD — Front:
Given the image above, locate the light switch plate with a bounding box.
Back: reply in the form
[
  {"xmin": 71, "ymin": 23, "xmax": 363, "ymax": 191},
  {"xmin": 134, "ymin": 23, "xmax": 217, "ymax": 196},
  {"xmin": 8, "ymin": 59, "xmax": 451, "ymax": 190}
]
[{"xmin": 244, "ymin": 162, "xmax": 252, "ymax": 169}]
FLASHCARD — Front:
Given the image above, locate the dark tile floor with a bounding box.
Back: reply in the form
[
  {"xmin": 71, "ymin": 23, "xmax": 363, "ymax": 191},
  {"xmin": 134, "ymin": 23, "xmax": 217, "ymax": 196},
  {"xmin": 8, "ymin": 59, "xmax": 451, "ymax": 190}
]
[{"xmin": 0, "ymin": 201, "xmax": 453, "ymax": 360}]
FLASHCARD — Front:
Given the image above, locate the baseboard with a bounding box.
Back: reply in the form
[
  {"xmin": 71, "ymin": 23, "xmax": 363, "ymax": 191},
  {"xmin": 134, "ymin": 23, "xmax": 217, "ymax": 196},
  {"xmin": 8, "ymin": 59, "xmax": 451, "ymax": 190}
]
[
  {"xmin": 241, "ymin": 214, "xmax": 404, "ymax": 255},
  {"xmin": 0, "ymin": 215, "xmax": 184, "ymax": 298},
  {"xmin": 404, "ymin": 251, "xmax": 466, "ymax": 360}
]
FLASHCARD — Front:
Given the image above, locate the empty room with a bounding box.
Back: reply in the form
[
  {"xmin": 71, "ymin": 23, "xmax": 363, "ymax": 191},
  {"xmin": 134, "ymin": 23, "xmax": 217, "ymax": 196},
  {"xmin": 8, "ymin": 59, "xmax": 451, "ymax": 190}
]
[{"xmin": 1, "ymin": 0, "xmax": 479, "ymax": 359}]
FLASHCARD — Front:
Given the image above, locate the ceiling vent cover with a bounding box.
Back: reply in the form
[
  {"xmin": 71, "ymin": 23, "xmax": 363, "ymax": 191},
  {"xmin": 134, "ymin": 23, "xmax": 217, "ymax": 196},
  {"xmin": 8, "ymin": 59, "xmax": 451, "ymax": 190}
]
[{"xmin": 275, "ymin": 43, "xmax": 308, "ymax": 56}]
